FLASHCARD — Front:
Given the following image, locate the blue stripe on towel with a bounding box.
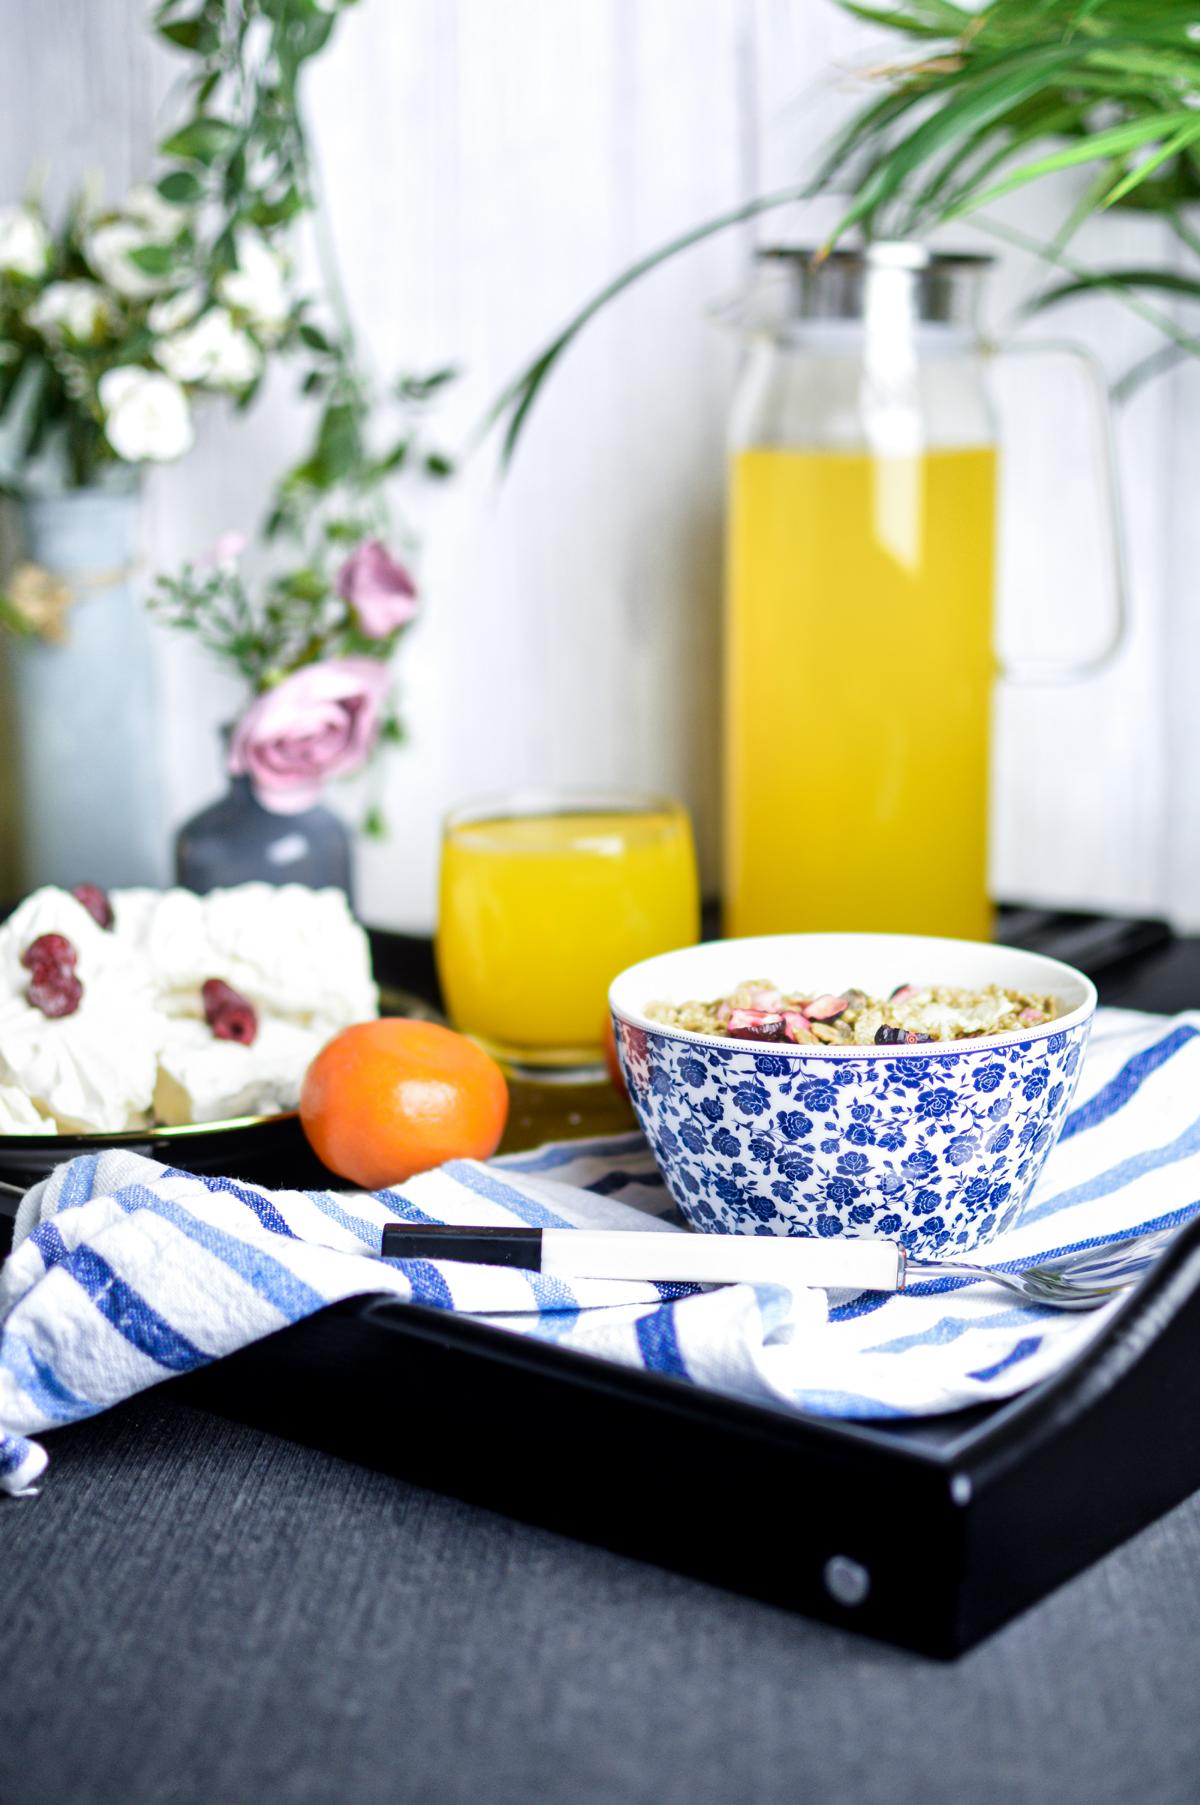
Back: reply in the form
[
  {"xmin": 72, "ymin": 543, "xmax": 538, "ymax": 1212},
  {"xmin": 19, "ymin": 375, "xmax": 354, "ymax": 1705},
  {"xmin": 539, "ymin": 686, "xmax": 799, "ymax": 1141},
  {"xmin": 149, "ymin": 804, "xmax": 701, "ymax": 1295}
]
[
  {"xmin": 64, "ymin": 1246, "xmax": 208, "ymax": 1371},
  {"xmin": 301, "ymin": 1189, "xmax": 392, "ymax": 1245},
  {"xmin": 1021, "ymin": 1113, "xmax": 1200, "ymax": 1228},
  {"xmin": 391, "ymin": 1258, "xmax": 454, "ymax": 1309},
  {"xmin": 112, "ymin": 1184, "xmax": 325, "ymax": 1320},
  {"xmin": 968, "ymin": 1335, "xmax": 1043, "ymax": 1383},
  {"xmin": 499, "ymin": 1134, "xmax": 648, "ymax": 1174},
  {"xmin": 635, "ymin": 1303, "xmax": 689, "ymax": 1378},
  {"xmin": 371, "ymin": 1188, "xmax": 443, "ymax": 1226},
  {"xmin": 1060, "ymin": 1024, "xmax": 1197, "ymax": 1142},
  {"xmin": 54, "ymin": 1153, "xmax": 99, "ymax": 1213},
  {"xmin": 29, "ymin": 1221, "xmax": 69, "ymax": 1272},
  {"xmin": 440, "ymin": 1162, "xmax": 576, "ymax": 1229},
  {"xmin": 829, "ymin": 1276, "xmax": 977, "ymax": 1325},
  {"xmin": 512, "ymin": 1307, "xmax": 582, "ymax": 1343},
  {"xmin": 794, "ymin": 1390, "xmax": 908, "ymax": 1419},
  {"xmin": 189, "ymin": 1172, "xmax": 300, "ymax": 1240},
  {"xmin": 0, "ymin": 1433, "xmax": 30, "ymax": 1476},
  {"xmin": 1014, "ymin": 1202, "xmax": 1200, "ymax": 1266},
  {"xmin": 524, "ymin": 1269, "xmax": 579, "ymax": 1313},
  {"xmin": 584, "ymin": 1171, "xmax": 667, "ymax": 1197},
  {"xmin": 868, "ymin": 1304, "xmax": 1050, "ymax": 1355},
  {"xmin": 651, "ymin": 1280, "xmax": 703, "ymax": 1302},
  {"xmin": 0, "ymin": 1333, "xmax": 96, "ymax": 1422}
]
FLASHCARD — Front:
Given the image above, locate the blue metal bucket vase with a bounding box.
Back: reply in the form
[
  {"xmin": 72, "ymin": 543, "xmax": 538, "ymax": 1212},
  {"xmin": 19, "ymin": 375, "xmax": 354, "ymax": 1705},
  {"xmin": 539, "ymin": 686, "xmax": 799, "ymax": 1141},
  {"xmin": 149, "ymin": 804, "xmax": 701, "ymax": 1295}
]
[{"xmin": 11, "ymin": 486, "xmax": 166, "ymax": 890}]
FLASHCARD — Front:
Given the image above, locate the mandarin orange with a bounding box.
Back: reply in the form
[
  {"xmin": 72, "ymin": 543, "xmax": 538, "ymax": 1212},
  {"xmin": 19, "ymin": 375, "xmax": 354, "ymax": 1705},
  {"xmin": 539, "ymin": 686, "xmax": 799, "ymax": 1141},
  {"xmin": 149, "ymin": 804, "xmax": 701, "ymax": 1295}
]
[{"xmin": 299, "ymin": 1018, "xmax": 509, "ymax": 1187}]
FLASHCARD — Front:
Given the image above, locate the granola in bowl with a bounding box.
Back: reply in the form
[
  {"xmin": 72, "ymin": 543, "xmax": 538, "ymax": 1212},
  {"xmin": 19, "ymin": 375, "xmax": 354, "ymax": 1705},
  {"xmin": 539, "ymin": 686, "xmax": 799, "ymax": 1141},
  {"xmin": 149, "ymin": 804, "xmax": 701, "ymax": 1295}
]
[{"xmin": 644, "ymin": 978, "xmax": 1064, "ymax": 1047}]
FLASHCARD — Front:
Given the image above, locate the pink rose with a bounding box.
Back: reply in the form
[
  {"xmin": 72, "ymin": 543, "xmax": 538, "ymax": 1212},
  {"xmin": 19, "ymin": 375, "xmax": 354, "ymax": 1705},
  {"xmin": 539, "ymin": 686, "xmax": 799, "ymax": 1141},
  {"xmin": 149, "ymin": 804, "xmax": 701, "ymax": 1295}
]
[
  {"xmin": 229, "ymin": 657, "xmax": 390, "ymax": 815},
  {"xmin": 335, "ymin": 538, "xmax": 418, "ymax": 638}
]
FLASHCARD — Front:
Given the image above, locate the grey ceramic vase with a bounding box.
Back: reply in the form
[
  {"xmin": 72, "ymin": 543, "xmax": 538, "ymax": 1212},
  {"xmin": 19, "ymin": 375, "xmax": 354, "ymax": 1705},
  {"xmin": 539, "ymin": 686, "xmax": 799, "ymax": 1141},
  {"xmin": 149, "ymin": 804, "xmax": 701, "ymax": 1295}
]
[{"xmin": 175, "ymin": 773, "xmax": 354, "ymax": 903}]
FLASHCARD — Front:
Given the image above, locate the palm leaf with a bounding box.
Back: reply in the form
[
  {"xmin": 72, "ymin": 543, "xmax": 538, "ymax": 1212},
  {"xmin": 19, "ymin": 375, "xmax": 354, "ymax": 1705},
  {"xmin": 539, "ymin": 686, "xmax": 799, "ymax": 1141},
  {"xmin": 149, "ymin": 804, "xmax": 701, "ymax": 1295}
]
[
  {"xmin": 1026, "ymin": 266, "xmax": 1200, "ymax": 309},
  {"xmin": 830, "ymin": 43, "xmax": 1086, "ymax": 240},
  {"xmin": 1112, "ymin": 341, "xmax": 1191, "ymax": 402},
  {"xmin": 946, "ymin": 108, "xmax": 1200, "ymax": 216},
  {"xmin": 837, "ymin": 1, "xmax": 973, "ymax": 36},
  {"xmin": 1100, "ymin": 116, "xmax": 1200, "ymax": 208},
  {"xmin": 907, "ymin": 98, "xmax": 1082, "ymax": 227},
  {"xmin": 485, "ymin": 182, "xmax": 811, "ymax": 467}
]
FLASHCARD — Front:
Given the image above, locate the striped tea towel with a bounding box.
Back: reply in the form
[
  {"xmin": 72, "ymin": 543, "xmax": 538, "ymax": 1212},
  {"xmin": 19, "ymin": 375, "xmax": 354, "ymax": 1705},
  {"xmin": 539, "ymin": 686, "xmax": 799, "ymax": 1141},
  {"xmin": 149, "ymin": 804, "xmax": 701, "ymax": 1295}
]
[{"xmin": 1, "ymin": 1006, "xmax": 1195, "ymax": 1495}]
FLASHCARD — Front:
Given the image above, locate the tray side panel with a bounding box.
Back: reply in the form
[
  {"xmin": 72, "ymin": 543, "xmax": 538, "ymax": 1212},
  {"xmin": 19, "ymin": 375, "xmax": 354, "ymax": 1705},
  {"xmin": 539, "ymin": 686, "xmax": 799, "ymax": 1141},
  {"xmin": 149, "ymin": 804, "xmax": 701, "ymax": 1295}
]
[{"xmin": 954, "ymin": 1226, "xmax": 1200, "ymax": 1646}]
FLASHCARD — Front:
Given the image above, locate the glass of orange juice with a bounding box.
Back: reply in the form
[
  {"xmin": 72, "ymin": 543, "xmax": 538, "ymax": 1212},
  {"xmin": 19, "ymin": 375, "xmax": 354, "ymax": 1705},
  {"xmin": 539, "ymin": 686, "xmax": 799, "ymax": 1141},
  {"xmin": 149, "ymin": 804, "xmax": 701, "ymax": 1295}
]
[{"xmin": 436, "ymin": 788, "xmax": 700, "ymax": 1075}]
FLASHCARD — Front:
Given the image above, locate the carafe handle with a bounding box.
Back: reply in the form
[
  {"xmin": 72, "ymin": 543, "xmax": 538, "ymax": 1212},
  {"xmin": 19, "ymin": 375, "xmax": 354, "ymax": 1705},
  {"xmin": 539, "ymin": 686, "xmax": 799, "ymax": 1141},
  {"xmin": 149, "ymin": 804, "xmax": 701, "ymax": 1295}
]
[{"xmin": 984, "ymin": 338, "xmax": 1129, "ymax": 686}]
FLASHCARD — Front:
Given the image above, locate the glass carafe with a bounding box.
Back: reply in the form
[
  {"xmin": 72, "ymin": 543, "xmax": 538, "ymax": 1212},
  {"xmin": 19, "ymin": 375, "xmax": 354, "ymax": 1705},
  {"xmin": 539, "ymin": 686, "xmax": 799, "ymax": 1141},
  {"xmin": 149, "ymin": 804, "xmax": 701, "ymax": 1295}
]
[{"xmin": 723, "ymin": 242, "xmax": 1125, "ymax": 941}]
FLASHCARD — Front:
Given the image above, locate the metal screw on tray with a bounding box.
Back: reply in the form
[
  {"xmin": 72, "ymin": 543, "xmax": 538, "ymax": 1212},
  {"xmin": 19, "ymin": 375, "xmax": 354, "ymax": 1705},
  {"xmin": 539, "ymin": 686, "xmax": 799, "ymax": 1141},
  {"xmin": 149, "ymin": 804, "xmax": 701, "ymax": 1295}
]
[{"xmin": 824, "ymin": 1556, "xmax": 871, "ymax": 1608}]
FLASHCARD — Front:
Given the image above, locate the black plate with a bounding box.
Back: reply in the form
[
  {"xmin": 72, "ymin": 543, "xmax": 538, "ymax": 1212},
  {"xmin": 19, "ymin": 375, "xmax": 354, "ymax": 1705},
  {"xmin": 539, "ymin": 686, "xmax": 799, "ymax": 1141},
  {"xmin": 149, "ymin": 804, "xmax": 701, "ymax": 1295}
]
[{"xmin": 0, "ymin": 1110, "xmax": 333, "ymax": 1187}]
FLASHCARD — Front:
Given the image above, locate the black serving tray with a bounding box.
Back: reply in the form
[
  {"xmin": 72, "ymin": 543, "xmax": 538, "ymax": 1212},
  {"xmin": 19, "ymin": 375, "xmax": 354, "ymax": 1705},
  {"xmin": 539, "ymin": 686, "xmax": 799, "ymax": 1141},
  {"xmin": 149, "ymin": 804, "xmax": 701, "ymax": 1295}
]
[
  {"xmin": 4, "ymin": 1186, "xmax": 1200, "ymax": 1657},
  {"xmin": 165, "ymin": 1216, "xmax": 1200, "ymax": 1659},
  {"xmin": 3, "ymin": 908, "xmax": 1198, "ymax": 1659}
]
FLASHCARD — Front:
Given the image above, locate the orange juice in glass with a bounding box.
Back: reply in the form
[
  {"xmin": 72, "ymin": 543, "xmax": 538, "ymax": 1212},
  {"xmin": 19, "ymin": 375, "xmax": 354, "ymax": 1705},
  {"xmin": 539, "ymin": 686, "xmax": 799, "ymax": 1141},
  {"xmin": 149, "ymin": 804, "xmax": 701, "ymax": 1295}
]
[{"xmin": 437, "ymin": 789, "xmax": 700, "ymax": 1073}]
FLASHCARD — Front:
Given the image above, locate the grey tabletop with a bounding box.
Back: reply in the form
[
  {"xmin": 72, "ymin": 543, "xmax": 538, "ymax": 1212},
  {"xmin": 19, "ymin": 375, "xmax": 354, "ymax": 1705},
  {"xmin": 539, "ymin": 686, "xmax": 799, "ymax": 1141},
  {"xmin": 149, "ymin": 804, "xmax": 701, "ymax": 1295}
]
[{"xmin": 3, "ymin": 1389, "xmax": 1199, "ymax": 1805}]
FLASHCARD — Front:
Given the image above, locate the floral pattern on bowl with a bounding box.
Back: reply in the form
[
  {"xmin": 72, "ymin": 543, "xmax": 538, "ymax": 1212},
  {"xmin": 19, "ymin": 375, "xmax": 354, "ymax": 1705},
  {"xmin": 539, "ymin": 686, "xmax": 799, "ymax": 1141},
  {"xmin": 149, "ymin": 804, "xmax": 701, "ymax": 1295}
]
[{"xmin": 609, "ymin": 934, "xmax": 1096, "ymax": 1258}]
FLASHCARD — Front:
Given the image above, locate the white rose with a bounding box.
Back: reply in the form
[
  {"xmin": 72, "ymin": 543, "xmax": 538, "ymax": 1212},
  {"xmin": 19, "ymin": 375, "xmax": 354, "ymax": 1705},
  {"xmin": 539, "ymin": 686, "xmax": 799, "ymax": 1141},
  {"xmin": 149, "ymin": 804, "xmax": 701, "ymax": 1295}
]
[
  {"xmin": 84, "ymin": 220, "xmax": 173, "ymax": 299},
  {"xmin": 99, "ymin": 365, "xmax": 194, "ymax": 463},
  {"xmin": 0, "ymin": 204, "xmax": 51, "ymax": 279},
  {"xmin": 155, "ymin": 307, "xmax": 261, "ymax": 391},
  {"xmin": 27, "ymin": 279, "xmax": 115, "ymax": 344},
  {"xmin": 124, "ymin": 182, "xmax": 190, "ymax": 239},
  {"xmin": 216, "ymin": 230, "xmax": 290, "ymax": 337},
  {"xmin": 147, "ymin": 284, "xmax": 205, "ymax": 335}
]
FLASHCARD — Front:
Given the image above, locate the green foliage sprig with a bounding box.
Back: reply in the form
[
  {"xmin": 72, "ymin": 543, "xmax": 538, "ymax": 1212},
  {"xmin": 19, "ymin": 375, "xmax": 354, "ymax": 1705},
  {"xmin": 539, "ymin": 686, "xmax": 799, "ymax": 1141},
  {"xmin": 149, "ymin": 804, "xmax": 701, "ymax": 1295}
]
[{"xmin": 152, "ymin": 0, "xmax": 457, "ymax": 594}]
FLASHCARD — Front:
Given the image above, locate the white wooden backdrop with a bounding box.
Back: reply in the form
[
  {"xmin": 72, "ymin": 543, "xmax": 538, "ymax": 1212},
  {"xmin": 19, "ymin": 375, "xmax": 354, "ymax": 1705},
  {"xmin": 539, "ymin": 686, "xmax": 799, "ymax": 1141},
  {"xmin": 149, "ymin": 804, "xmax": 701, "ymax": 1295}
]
[{"xmin": 0, "ymin": 0, "xmax": 1192, "ymax": 930}]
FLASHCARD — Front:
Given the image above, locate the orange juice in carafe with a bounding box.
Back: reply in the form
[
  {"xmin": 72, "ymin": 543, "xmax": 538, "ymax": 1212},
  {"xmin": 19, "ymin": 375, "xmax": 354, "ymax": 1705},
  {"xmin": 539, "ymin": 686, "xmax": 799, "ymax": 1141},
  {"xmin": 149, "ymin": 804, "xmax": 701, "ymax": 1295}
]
[
  {"xmin": 721, "ymin": 243, "xmax": 1006, "ymax": 942},
  {"xmin": 726, "ymin": 443, "xmax": 996, "ymax": 939}
]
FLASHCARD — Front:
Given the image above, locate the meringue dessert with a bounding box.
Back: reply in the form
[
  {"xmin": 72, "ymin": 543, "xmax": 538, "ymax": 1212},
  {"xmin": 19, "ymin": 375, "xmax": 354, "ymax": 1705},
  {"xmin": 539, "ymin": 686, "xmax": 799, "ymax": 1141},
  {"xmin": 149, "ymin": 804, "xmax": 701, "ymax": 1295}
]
[{"xmin": 0, "ymin": 882, "xmax": 378, "ymax": 1135}]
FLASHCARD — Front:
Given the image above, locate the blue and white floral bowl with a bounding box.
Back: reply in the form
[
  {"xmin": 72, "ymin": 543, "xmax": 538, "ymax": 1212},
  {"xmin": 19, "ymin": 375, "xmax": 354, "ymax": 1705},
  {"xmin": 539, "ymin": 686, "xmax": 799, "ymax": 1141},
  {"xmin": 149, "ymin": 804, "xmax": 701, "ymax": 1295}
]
[{"xmin": 609, "ymin": 934, "xmax": 1095, "ymax": 1259}]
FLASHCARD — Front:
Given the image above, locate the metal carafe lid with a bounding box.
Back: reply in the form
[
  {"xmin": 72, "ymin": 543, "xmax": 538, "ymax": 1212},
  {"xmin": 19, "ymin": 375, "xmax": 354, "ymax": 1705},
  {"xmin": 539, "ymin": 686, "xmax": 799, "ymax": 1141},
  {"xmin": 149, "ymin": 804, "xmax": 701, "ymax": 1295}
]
[{"xmin": 757, "ymin": 242, "xmax": 992, "ymax": 327}]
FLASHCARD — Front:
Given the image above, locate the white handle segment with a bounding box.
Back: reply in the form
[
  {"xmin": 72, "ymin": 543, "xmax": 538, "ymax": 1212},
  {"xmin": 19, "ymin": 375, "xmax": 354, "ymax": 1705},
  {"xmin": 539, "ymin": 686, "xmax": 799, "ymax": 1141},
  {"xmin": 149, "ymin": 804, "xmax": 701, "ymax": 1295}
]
[
  {"xmin": 539, "ymin": 1229, "xmax": 904, "ymax": 1292},
  {"xmin": 987, "ymin": 336, "xmax": 1129, "ymax": 686}
]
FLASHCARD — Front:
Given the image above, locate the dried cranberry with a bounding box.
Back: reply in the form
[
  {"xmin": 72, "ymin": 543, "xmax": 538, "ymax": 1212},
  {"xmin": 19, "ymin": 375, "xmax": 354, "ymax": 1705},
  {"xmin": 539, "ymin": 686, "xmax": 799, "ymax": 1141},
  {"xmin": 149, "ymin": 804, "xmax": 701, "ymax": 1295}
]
[
  {"xmin": 21, "ymin": 933, "xmax": 78, "ymax": 975},
  {"xmin": 202, "ymin": 978, "xmax": 258, "ymax": 1046},
  {"xmin": 71, "ymin": 884, "xmax": 114, "ymax": 930},
  {"xmin": 728, "ymin": 1017, "xmax": 790, "ymax": 1043},
  {"xmin": 26, "ymin": 971, "xmax": 83, "ymax": 1018}
]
